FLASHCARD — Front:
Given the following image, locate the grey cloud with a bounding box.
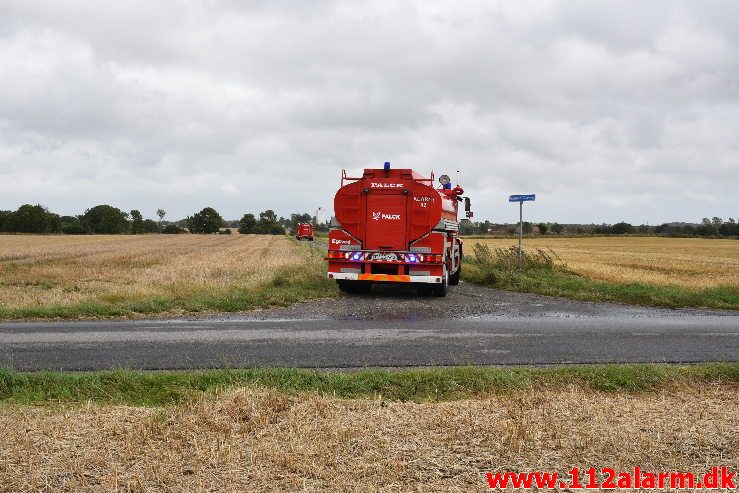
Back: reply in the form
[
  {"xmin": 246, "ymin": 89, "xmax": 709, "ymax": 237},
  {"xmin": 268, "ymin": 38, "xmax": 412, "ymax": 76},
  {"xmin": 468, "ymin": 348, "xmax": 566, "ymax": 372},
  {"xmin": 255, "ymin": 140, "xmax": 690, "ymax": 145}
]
[{"xmin": 0, "ymin": 0, "xmax": 737, "ymax": 224}]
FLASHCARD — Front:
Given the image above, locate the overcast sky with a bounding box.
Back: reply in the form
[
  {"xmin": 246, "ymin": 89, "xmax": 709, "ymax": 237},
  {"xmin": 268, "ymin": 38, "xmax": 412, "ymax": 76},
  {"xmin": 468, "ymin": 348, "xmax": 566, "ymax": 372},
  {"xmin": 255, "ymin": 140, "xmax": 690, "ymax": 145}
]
[{"xmin": 1, "ymin": 1, "xmax": 738, "ymax": 224}]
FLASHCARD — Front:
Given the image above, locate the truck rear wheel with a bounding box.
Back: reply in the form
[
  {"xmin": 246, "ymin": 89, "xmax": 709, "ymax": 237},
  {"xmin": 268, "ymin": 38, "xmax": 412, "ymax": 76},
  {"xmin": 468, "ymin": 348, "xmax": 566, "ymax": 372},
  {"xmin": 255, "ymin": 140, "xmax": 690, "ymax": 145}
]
[
  {"xmin": 432, "ymin": 273, "xmax": 449, "ymax": 297},
  {"xmin": 449, "ymin": 264, "xmax": 461, "ymax": 285}
]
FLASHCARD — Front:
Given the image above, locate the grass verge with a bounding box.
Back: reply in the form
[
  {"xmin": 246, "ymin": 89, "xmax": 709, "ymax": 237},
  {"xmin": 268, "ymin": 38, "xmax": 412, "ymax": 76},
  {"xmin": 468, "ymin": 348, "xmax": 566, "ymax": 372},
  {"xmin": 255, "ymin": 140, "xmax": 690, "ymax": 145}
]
[
  {"xmin": 464, "ymin": 243, "xmax": 739, "ymax": 309},
  {"xmin": 1, "ymin": 363, "xmax": 737, "ymax": 407}
]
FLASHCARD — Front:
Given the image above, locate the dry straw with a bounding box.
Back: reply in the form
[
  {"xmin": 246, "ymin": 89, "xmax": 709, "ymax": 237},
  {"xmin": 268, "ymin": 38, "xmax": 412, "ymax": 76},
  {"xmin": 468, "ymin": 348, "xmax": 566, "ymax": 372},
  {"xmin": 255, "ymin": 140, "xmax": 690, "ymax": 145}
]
[
  {"xmin": 0, "ymin": 235, "xmax": 302, "ymax": 309},
  {"xmin": 1, "ymin": 384, "xmax": 737, "ymax": 492},
  {"xmin": 472, "ymin": 236, "xmax": 739, "ymax": 289}
]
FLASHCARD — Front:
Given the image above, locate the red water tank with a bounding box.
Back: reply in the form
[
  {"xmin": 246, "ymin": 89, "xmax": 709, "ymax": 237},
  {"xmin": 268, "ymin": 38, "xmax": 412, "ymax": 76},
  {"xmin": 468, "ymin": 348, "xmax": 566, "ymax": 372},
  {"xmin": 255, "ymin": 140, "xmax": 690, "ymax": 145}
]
[{"xmin": 327, "ymin": 164, "xmax": 468, "ymax": 297}]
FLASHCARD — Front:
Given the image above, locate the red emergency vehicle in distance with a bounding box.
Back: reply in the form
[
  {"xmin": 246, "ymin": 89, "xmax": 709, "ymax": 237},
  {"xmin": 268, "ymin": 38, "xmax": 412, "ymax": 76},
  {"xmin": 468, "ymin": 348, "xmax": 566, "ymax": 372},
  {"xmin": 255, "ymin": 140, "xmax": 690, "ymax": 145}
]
[
  {"xmin": 295, "ymin": 223, "xmax": 314, "ymax": 241},
  {"xmin": 326, "ymin": 162, "xmax": 471, "ymax": 297}
]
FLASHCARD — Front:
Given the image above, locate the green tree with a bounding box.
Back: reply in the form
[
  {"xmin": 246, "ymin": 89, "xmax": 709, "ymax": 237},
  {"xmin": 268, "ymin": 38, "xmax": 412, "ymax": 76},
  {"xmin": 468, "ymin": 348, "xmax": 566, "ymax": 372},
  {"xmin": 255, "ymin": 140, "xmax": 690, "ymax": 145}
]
[
  {"xmin": 551, "ymin": 223, "xmax": 564, "ymax": 234},
  {"xmin": 0, "ymin": 210, "xmax": 13, "ymax": 232},
  {"xmin": 12, "ymin": 204, "xmax": 49, "ymax": 233},
  {"xmin": 238, "ymin": 213, "xmax": 257, "ymax": 234},
  {"xmin": 537, "ymin": 222, "xmax": 548, "ymax": 235},
  {"xmin": 256, "ymin": 209, "xmax": 283, "ymax": 235},
  {"xmin": 458, "ymin": 220, "xmax": 478, "ymax": 235},
  {"xmin": 611, "ymin": 222, "xmax": 634, "ymax": 235},
  {"xmin": 130, "ymin": 210, "xmax": 144, "ymax": 234},
  {"xmin": 478, "ymin": 220, "xmax": 492, "ymax": 235},
  {"xmin": 156, "ymin": 208, "xmax": 166, "ymax": 226},
  {"xmin": 289, "ymin": 213, "xmax": 313, "ymax": 231},
  {"xmin": 522, "ymin": 221, "xmax": 533, "ymax": 234},
  {"xmin": 187, "ymin": 207, "xmax": 224, "ymax": 234},
  {"xmin": 82, "ymin": 205, "xmax": 130, "ymax": 234}
]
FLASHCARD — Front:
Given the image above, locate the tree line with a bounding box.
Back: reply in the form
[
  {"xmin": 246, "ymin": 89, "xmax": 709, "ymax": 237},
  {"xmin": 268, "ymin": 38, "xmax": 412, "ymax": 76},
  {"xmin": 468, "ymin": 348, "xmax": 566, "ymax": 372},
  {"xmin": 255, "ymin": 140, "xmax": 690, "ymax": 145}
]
[
  {"xmin": 459, "ymin": 217, "xmax": 738, "ymax": 238},
  {"xmin": 3, "ymin": 202, "xmax": 736, "ymax": 238},
  {"xmin": 0, "ymin": 204, "xmax": 326, "ymax": 235}
]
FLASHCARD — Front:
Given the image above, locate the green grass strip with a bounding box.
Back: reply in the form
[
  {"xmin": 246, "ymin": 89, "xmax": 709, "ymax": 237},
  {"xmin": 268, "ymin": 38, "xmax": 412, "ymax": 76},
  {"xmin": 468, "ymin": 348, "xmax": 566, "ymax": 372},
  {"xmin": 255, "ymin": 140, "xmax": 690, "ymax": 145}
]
[{"xmin": 1, "ymin": 364, "xmax": 737, "ymax": 407}]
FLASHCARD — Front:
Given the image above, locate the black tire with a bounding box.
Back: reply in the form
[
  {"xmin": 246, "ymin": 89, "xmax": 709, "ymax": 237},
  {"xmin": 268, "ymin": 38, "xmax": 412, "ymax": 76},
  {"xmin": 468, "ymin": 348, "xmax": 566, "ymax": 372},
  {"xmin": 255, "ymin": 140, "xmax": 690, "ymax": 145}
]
[
  {"xmin": 426, "ymin": 267, "xmax": 448, "ymax": 297},
  {"xmin": 432, "ymin": 273, "xmax": 448, "ymax": 297},
  {"xmin": 449, "ymin": 263, "xmax": 460, "ymax": 285}
]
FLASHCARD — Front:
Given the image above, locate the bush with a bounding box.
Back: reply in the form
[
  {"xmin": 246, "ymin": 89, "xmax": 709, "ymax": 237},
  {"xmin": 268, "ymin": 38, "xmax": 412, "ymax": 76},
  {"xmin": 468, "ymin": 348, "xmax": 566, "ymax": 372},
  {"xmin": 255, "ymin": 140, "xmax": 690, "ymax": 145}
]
[
  {"xmin": 62, "ymin": 224, "xmax": 88, "ymax": 235},
  {"xmin": 141, "ymin": 219, "xmax": 160, "ymax": 233},
  {"xmin": 218, "ymin": 228, "xmax": 232, "ymax": 235},
  {"xmin": 162, "ymin": 224, "xmax": 187, "ymax": 234},
  {"xmin": 469, "ymin": 243, "xmax": 563, "ymax": 286}
]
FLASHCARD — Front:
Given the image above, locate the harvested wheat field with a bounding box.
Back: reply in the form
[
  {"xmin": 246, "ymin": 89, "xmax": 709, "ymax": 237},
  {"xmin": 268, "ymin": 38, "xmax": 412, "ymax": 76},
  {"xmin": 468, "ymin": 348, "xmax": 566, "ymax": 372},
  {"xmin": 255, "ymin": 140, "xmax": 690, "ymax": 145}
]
[
  {"xmin": 1, "ymin": 385, "xmax": 737, "ymax": 492},
  {"xmin": 0, "ymin": 235, "xmax": 330, "ymax": 319},
  {"xmin": 469, "ymin": 236, "xmax": 739, "ymax": 289}
]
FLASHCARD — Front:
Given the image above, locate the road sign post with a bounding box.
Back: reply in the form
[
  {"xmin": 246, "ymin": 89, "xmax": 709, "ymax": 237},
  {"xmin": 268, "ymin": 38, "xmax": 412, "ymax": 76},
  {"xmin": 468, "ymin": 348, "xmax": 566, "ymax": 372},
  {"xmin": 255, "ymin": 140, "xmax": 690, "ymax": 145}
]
[{"xmin": 508, "ymin": 194, "xmax": 536, "ymax": 264}]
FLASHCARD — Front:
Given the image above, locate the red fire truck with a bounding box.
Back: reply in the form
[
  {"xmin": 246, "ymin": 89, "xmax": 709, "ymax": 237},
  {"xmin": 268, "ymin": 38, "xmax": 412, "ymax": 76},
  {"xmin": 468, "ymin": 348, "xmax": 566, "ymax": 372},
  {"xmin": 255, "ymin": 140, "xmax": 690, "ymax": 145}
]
[
  {"xmin": 326, "ymin": 162, "xmax": 471, "ymax": 297},
  {"xmin": 295, "ymin": 223, "xmax": 314, "ymax": 241}
]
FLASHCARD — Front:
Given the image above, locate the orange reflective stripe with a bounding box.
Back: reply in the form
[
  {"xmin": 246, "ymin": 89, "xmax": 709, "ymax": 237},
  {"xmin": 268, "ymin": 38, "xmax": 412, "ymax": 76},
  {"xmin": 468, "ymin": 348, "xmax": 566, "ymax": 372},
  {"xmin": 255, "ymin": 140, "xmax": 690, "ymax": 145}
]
[{"xmin": 358, "ymin": 274, "xmax": 411, "ymax": 282}]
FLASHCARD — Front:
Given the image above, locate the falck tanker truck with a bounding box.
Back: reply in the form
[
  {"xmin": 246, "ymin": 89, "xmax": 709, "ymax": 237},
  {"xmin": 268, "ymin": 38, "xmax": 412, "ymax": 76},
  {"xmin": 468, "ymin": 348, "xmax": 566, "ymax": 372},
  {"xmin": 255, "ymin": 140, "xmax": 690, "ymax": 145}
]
[{"xmin": 326, "ymin": 162, "xmax": 471, "ymax": 297}]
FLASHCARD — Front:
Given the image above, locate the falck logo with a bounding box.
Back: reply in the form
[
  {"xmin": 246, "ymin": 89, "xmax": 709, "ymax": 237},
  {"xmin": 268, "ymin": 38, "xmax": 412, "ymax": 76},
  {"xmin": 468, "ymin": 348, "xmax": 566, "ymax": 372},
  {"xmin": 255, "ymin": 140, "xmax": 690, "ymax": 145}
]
[{"xmin": 372, "ymin": 212, "xmax": 401, "ymax": 221}]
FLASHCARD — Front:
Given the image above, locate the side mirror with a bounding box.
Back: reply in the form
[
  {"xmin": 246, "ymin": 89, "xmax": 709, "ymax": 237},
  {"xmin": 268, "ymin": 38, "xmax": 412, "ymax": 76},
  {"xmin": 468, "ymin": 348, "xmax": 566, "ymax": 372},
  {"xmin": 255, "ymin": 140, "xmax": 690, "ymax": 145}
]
[{"xmin": 464, "ymin": 197, "xmax": 471, "ymax": 212}]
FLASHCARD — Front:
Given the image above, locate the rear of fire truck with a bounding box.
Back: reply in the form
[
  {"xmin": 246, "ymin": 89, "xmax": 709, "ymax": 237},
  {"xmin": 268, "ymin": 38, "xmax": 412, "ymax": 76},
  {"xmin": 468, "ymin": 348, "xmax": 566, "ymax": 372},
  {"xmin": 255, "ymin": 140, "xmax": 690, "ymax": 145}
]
[
  {"xmin": 295, "ymin": 223, "xmax": 314, "ymax": 241},
  {"xmin": 326, "ymin": 162, "xmax": 471, "ymax": 297}
]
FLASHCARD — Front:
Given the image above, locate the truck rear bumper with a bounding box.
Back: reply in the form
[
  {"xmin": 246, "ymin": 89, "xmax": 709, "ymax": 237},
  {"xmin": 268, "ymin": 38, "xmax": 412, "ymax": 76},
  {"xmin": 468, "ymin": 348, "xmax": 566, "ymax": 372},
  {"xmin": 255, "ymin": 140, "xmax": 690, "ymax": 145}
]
[{"xmin": 328, "ymin": 272, "xmax": 443, "ymax": 284}]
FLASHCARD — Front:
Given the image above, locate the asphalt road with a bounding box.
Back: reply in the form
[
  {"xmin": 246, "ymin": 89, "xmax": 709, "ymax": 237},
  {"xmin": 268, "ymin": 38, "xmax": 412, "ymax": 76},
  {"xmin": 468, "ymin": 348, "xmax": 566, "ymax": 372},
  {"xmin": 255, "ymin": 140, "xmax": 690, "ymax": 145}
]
[{"xmin": 1, "ymin": 282, "xmax": 737, "ymax": 370}]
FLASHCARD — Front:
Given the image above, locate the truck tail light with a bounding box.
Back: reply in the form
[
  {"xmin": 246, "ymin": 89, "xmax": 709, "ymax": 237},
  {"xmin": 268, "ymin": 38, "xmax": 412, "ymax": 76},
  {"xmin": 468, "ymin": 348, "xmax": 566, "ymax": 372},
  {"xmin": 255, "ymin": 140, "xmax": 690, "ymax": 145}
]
[
  {"xmin": 328, "ymin": 250, "xmax": 364, "ymax": 261},
  {"xmin": 422, "ymin": 254, "xmax": 443, "ymax": 263}
]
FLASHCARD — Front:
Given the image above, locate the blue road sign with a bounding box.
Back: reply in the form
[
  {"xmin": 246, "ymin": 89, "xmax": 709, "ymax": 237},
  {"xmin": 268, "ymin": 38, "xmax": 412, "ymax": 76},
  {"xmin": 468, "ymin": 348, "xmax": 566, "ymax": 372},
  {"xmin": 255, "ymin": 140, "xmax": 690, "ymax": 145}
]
[{"xmin": 509, "ymin": 194, "xmax": 536, "ymax": 202}]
